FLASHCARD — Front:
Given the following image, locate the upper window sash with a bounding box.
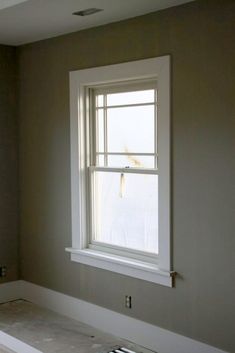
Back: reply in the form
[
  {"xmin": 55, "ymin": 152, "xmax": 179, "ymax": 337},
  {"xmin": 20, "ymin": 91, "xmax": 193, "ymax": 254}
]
[{"xmin": 90, "ymin": 82, "xmax": 158, "ymax": 169}]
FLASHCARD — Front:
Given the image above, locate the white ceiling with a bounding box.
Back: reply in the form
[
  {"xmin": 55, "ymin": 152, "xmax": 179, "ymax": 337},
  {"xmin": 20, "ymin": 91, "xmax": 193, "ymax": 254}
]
[{"xmin": 0, "ymin": 0, "xmax": 195, "ymax": 46}]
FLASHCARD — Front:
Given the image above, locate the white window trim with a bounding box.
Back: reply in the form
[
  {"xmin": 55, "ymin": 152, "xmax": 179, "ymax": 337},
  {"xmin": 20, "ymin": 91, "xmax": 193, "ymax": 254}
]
[{"xmin": 66, "ymin": 56, "xmax": 174, "ymax": 287}]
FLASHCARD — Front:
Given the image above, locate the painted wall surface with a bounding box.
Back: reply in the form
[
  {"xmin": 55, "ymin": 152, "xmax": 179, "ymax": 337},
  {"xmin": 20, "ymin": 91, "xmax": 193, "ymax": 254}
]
[
  {"xmin": 18, "ymin": 1, "xmax": 235, "ymax": 352},
  {"xmin": 0, "ymin": 45, "xmax": 18, "ymax": 282}
]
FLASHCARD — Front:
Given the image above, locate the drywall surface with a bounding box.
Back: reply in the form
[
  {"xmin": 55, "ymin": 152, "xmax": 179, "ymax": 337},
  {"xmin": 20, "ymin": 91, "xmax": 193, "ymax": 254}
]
[
  {"xmin": 0, "ymin": 45, "xmax": 18, "ymax": 283},
  {"xmin": 18, "ymin": 0, "xmax": 235, "ymax": 351}
]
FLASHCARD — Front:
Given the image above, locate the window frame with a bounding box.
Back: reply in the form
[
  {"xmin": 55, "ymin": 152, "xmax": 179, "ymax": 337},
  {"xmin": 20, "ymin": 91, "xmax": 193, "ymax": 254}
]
[{"xmin": 66, "ymin": 56, "xmax": 174, "ymax": 287}]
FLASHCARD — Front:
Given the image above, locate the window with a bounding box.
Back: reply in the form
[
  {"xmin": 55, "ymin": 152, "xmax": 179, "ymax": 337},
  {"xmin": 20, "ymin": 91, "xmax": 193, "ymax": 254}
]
[
  {"xmin": 67, "ymin": 56, "xmax": 174, "ymax": 287},
  {"xmin": 91, "ymin": 82, "xmax": 158, "ymax": 257}
]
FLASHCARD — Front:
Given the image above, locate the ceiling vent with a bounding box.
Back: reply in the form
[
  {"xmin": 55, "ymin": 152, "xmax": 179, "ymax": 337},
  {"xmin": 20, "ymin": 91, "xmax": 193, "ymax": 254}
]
[{"xmin": 73, "ymin": 8, "xmax": 103, "ymax": 16}]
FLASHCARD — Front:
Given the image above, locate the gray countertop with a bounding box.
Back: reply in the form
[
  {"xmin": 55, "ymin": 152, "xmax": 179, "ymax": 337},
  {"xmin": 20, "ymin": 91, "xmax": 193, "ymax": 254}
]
[{"xmin": 0, "ymin": 301, "xmax": 156, "ymax": 353}]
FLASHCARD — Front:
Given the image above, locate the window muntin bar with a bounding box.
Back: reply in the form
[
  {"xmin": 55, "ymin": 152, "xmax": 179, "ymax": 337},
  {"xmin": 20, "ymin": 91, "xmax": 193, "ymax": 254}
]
[{"xmin": 96, "ymin": 102, "xmax": 156, "ymax": 109}]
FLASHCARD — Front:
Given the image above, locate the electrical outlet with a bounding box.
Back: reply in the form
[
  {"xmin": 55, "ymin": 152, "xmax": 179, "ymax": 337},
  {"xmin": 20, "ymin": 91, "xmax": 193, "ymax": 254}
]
[
  {"xmin": 125, "ymin": 295, "xmax": 132, "ymax": 309},
  {"xmin": 0, "ymin": 266, "xmax": 7, "ymax": 277}
]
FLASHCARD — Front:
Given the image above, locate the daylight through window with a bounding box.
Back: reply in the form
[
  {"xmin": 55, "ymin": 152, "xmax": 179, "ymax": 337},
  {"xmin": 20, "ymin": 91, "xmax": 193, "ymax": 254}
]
[{"xmin": 89, "ymin": 83, "xmax": 159, "ymax": 255}]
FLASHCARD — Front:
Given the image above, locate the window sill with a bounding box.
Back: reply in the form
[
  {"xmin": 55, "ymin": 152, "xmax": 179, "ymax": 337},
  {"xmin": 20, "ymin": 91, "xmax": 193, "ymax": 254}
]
[{"xmin": 66, "ymin": 247, "xmax": 174, "ymax": 287}]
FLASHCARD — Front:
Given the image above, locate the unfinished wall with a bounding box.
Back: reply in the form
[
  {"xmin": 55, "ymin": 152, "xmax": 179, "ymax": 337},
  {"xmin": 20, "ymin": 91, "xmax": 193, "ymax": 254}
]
[
  {"xmin": 0, "ymin": 45, "xmax": 18, "ymax": 282},
  {"xmin": 18, "ymin": 0, "xmax": 235, "ymax": 351}
]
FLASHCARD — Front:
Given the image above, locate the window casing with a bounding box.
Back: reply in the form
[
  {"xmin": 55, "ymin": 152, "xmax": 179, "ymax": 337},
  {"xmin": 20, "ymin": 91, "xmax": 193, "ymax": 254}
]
[{"xmin": 67, "ymin": 56, "xmax": 174, "ymax": 287}]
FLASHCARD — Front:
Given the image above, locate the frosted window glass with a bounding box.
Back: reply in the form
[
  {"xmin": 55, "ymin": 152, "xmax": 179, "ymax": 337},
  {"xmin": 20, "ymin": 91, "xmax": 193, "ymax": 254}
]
[
  {"xmin": 107, "ymin": 105, "xmax": 154, "ymax": 153},
  {"xmin": 97, "ymin": 95, "xmax": 104, "ymax": 107},
  {"xmin": 107, "ymin": 90, "xmax": 154, "ymax": 106},
  {"xmin": 94, "ymin": 172, "xmax": 158, "ymax": 254},
  {"xmin": 96, "ymin": 155, "xmax": 105, "ymax": 166}
]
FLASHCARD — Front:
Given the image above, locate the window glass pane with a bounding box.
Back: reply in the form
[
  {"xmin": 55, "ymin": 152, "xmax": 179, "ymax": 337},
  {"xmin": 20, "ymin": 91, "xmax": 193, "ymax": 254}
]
[
  {"xmin": 107, "ymin": 105, "xmax": 155, "ymax": 153},
  {"xmin": 107, "ymin": 89, "xmax": 154, "ymax": 106},
  {"xmin": 93, "ymin": 171, "xmax": 158, "ymax": 254},
  {"xmin": 108, "ymin": 155, "xmax": 155, "ymax": 168},
  {"xmin": 97, "ymin": 94, "xmax": 104, "ymax": 107},
  {"xmin": 97, "ymin": 109, "xmax": 104, "ymax": 152},
  {"xmin": 96, "ymin": 155, "xmax": 105, "ymax": 166}
]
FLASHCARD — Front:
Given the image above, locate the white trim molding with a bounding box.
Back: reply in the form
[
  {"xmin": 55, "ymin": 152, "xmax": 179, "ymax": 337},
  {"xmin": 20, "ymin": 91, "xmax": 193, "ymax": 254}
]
[
  {"xmin": 9, "ymin": 281, "xmax": 228, "ymax": 353},
  {"xmin": 66, "ymin": 248, "xmax": 173, "ymax": 287},
  {"xmin": 68, "ymin": 55, "xmax": 173, "ymax": 287}
]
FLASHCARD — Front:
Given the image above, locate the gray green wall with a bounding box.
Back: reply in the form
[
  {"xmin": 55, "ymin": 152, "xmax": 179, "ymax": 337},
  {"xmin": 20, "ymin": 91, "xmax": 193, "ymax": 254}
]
[
  {"xmin": 0, "ymin": 45, "xmax": 18, "ymax": 283},
  {"xmin": 18, "ymin": 1, "xmax": 235, "ymax": 352}
]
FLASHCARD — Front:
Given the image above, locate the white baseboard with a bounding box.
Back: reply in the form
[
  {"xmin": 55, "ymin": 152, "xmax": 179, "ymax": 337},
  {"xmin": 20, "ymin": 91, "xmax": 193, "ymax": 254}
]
[
  {"xmin": 16, "ymin": 280, "xmax": 228, "ymax": 353},
  {"xmin": 0, "ymin": 281, "xmax": 22, "ymax": 304},
  {"xmin": 0, "ymin": 331, "xmax": 42, "ymax": 353}
]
